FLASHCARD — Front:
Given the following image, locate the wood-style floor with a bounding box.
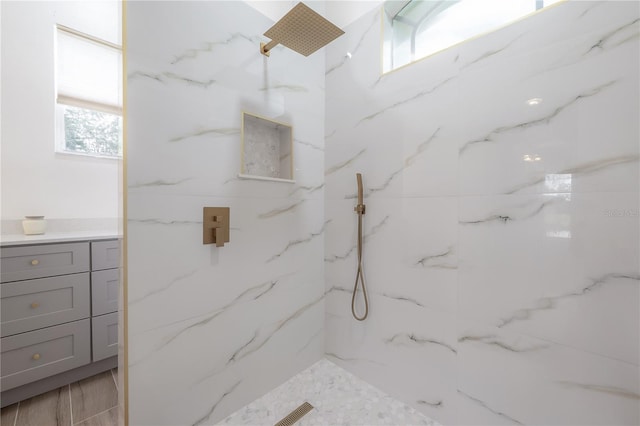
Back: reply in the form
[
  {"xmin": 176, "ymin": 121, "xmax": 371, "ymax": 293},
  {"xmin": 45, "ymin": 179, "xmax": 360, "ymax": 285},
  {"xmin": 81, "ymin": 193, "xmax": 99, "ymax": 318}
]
[{"xmin": 1, "ymin": 369, "xmax": 119, "ymax": 426}]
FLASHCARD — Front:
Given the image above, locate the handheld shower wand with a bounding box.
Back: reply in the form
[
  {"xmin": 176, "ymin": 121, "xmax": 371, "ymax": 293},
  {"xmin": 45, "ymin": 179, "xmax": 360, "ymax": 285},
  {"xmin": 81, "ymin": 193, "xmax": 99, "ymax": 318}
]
[{"xmin": 352, "ymin": 173, "xmax": 369, "ymax": 321}]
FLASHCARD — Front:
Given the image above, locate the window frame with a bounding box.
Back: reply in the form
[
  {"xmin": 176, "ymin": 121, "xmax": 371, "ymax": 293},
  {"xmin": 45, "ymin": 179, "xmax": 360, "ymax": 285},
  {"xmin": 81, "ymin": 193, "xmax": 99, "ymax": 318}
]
[{"xmin": 54, "ymin": 24, "xmax": 123, "ymax": 159}]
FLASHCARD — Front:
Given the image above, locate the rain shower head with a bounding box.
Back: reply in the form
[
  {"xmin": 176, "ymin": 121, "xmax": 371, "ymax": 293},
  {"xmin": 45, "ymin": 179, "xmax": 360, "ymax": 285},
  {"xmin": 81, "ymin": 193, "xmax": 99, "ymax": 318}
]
[{"xmin": 260, "ymin": 2, "xmax": 345, "ymax": 57}]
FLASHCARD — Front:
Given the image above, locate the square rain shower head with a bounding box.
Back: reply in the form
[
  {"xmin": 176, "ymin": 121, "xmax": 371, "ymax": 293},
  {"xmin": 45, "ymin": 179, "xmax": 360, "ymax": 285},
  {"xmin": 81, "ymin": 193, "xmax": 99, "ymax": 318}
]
[{"xmin": 261, "ymin": 2, "xmax": 345, "ymax": 57}]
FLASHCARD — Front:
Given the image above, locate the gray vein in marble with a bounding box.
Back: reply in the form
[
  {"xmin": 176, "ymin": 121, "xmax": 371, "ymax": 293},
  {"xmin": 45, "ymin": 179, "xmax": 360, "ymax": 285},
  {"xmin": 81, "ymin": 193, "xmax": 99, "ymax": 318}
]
[
  {"xmin": 163, "ymin": 72, "xmax": 216, "ymax": 88},
  {"xmin": 325, "ymin": 352, "xmax": 385, "ymax": 366},
  {"xmin": 128, "ymin": 71, "xmax": 215, "ymax": 88},
  {"xmin": 258, "ymin": 199, "xmax": 306, "ymax": 219},
  {"xmin": 325, "ymin": 129, "xmax": 337, "ymax": 140},
  {"xmin": 295, "ymin": 138, "xmax": 323, "ymax": 151},
  {"xmin": 326, "ymin": 285, "xmax": 352, "ymax": 295},
  {"xmin": 380, "ymin": 293, "xmax": 425, "ymax": 308},
  {"xmin": 288, "ymin": 183, "xmax": 325, "ymax": 197},
  {"xmin": 129, "ymin": 270, "xmax": 197, "ymax": 306},
  {"xmin": 368, "ymin": 168, "xmax": 403, "ymax": 195},
  {"xmin": 171, "ymin": 33, "xmax": 257, "ymax": 64},
  {"xmin": 358, "ymin": 76, "xmax": 455, "ymax": 125},
  {"xmin": 415, "ymin": 246, "xmax": 456, "ymax": 269},
  {"xmin": 578, "ymin": 1, "xmax": 604, "ymax": 18},
  {"xmin": 405, "ymin": 128, "xmax": 440, "ymax": 166},
  {"xmin": 417, "ymin": 399, "xmax": 443, "ymax": 408},
  {"xmin": 228, "ymin": 331, "xmax": 259, "ymax": 364},
  {"xmin": 325, "ymin": 148, "xmax": 366, "ymax": 176},
  {"xmin": 458, "ymin": 334, "xmax": 548, "ymax": 352},
  {"xmin": 459, "ymin": 80, "xmax": 617, "ymax": 155},
  {"xmin": 197, "ymin": 295, "xmax": 325, "ymax": 385},
  {"xmin": 235, "ymin": 295, "xmax": 324, "ymax": 360},
  {"xmin": 324, "ymin": 215, "xmax": 390, "ymax": 263},
  {"xmin": 556, "ymin": 381, "xmax": 640, "ymax": 400},
  {"xmin": 128, "ymin": 71, "xmax": 164, "ymax": 83},
  {"xmin": 457, "ymin": 390, "xmax": 523, "ymax": 425},
  {"xmin": 169, "ymin": 127, "xmax": 240, "ymax": 143},
  {"xmin": 162, "ymin": 276, "xmax": 288, "ymax": 347},
  {"xmin": 459, "ymin": 199, "xmax": 555, "ymax": 225},
  {"xmin": 497, "ymin": 273, "xmax": 640, "ymax": 328},
  {"xmin": 586, "ymin": 18, "xmax": 640, "ymax": 55},
  {"xmin": 326, "ymin": 11, "xmax": 379, "ymax": 76},
  {"xmin": 297, "ymin": 327, "xmax": 323, "ymax": 354},
  {"xmin": 267, "ymin": 220, "xmax": 329, "ymax": 263},
  {"xmin": 192, "ymin": 381, "xmax": 242, "ymax": 426},
  {"xmin": 129, "ymin": 178, "xmax": 193, "ymax": 189},
  {"xmin": 345, "ymin": 128, "xmax": 440, "ymax": 198},
  {"xmin": 461, "ymin": 34, "xmax": 525, "ymax": 70},
  {"xmin": 385, "ymin": 333, "xmax": 457, "ymax": 354},
  {"xmin": 260, "ymin": 84, "xmax": 308, "ymax": 92},
  {"xmin": 505, "ymin": 155, "xmax": 640, "ymax": 194}
]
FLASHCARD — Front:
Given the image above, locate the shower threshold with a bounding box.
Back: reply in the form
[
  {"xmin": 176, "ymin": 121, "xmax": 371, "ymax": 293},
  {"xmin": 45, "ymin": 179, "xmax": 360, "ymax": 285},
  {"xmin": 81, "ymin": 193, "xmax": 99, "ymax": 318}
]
[{"xmin": 220, "ymin": 359, "xmax": 439, "ymax": 426}]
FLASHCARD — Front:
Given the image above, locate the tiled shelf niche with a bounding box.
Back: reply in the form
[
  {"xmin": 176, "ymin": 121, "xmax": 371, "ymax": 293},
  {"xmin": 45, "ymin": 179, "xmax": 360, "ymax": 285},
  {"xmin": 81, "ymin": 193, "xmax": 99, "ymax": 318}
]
[{"xmin": 239, "ymin": 112, "xmax": 294, "ymax": 183}]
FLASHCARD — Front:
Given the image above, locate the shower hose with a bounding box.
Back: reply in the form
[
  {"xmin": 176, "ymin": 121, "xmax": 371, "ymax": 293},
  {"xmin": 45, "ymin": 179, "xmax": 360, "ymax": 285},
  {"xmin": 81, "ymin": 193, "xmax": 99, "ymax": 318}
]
[{"xmin": 352, "ymin": 173, "xmax": 369, "ymax": 321}]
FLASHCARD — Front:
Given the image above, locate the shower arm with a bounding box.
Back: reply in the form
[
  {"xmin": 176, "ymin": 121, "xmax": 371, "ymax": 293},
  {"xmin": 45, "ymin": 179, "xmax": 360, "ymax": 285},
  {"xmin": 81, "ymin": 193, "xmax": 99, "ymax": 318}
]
[{"xmin": 260, "ymin": 40, "xmax": 279, "ymax": 57}]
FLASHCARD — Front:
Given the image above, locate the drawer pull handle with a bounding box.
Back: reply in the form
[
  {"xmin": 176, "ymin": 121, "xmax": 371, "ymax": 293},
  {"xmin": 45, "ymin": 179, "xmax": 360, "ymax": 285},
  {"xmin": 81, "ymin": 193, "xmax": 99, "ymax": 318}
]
[
  {"xmin": 30, "ymin": 302, "xmax": 40, "ymax": 309},
  {"xmin": 32, "ymin": 353, "xmax": 41, "ymax": 361},
  {"xmin": 30, "ymin": 259, "xmax": 39, "ymax": 266}
]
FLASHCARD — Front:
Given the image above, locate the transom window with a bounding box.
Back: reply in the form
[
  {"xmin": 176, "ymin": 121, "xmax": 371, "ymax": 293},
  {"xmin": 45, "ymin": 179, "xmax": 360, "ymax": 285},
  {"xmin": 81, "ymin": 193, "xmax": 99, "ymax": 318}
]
[{"xmin": 383, "ymin": 0, "xmax": 563, "ymax": 73}]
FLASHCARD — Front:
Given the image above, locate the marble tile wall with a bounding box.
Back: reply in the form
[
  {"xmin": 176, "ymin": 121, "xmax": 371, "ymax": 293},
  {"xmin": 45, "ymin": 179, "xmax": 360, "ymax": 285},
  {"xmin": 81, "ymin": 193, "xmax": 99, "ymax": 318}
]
[
  {"xmin": 126, "ymin": 2, "xmax": 325, "ymax": 424},
  {"xmin": 324, "ymin": 1, "xmax": 639, "ymax": 425}
]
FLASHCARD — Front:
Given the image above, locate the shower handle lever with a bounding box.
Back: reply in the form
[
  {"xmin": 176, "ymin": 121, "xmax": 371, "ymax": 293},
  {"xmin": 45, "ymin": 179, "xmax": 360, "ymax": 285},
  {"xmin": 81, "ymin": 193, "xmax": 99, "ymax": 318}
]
[{"xmin": 203, "ymin": 207, "xmax": 230, "ymax": 247}]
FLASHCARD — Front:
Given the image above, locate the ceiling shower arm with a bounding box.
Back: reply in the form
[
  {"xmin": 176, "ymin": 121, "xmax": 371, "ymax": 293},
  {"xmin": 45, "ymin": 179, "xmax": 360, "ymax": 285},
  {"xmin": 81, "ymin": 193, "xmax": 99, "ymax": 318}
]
[{"xmin": 260, "ymin": 40, "xmax": 279, "ymax": 57}]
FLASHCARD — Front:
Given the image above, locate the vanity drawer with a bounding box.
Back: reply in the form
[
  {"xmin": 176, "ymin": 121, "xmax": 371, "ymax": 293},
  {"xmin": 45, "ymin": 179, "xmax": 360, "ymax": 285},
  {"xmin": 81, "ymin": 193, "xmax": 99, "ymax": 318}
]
[
  {"xmin": 91, "ymin": 240, "xmax": 120, "ymax": 271},
  {"xmin": 91, "ymin": 269, "xmax": 119, "ymax": 316},
  {"xmin": 92, "ymin": 313, "xmax": 118, "ymax": 362},
  {"xmin": 0, "ymin": 319, "xmax": 90, "ymax": 391},
  {"xmin": 1, "ymin": 273, "xmax": 90, "ymax": 337},
  {"xmin": 0, "ymin": 243, "xmax": 90, "ymax": 283}
]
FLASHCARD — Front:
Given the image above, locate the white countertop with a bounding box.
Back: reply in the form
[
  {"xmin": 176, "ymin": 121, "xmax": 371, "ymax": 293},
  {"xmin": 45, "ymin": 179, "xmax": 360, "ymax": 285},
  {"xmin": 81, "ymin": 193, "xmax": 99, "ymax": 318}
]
[{"xmin": 1, "ymin": 231, "xmax": 122, "ymax": 246}]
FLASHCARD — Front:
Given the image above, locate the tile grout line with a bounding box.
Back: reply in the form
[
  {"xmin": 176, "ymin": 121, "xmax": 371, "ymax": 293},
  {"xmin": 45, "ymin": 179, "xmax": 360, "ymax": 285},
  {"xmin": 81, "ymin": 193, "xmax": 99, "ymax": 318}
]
[
  {"xmin": 68, "ymin": 384, "xmax": 74, "ymax": 426},
  {"xmin": 12, "ymin": 401, "xmax": 20, "ymax": 426},
  {"xmin": 74, "ymin": 406, "xmax": 117, "ymax": 426}
]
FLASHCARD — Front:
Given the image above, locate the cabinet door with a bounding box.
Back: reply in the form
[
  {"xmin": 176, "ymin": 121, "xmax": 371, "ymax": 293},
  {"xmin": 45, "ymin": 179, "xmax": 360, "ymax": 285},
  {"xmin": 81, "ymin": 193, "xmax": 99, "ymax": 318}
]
[
  {"xmin": 1, "ymin": 273, "xmax": 90, "ymax": 337},
  {"xmin": 1, "ymin": 243, "xmax": 90, "ymax": 283},
  {"xmin": 1, "ymin": 319, "xmax": 91, "ymax": 391},
  {"xmin": 92, "ymin": 313, "xmax": 118, "ymax": 362},
  {"xmin": 91, "ymin": 240, "xmax": 120, "ymax": 271},
  {"xmin": 91, "ymin": 269, "xmax": 119, "ymax": 316}
]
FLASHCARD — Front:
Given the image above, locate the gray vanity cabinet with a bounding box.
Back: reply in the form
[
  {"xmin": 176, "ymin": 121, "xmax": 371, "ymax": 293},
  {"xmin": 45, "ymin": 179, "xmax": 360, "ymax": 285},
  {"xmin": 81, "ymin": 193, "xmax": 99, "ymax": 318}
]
[{"xmin": 0, "ymin": 239, "xmax": 120, "ymax": 405}]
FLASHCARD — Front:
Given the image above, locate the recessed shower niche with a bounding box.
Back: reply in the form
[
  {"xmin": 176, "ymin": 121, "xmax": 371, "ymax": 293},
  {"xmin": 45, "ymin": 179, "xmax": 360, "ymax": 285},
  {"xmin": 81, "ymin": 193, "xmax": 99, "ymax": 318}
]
[{"xmin": 240, "ymin": 112, "xmax": 294, "ymax": 183}]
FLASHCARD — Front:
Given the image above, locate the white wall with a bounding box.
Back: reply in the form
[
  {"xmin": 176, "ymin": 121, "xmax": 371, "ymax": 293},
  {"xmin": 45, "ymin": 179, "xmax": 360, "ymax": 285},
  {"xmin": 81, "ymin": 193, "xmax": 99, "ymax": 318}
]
[
  {"xmin": 325, "ymin": 1, "xmax": 639, "ymax": 425},
  {"xmin": 1, "ymin": 1, "xmax": 120, "ymax": 220}
]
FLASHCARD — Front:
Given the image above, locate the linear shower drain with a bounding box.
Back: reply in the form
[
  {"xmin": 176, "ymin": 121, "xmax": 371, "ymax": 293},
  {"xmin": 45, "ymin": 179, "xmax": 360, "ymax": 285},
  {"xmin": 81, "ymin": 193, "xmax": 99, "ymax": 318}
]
[{"xmin": 274, "ymin": 402, "xmax": 314, "ymax": 426}]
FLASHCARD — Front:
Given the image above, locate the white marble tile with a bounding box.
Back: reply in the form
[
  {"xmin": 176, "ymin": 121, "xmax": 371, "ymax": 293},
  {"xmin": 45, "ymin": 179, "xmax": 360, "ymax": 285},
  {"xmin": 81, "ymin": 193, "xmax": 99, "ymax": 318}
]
[
  {"xmin": 457, "ymin": 8, "xmax": 639, "ymax": 196},
  {"xmin": 324, "ymin": 2, "xmax": 639, "ymax": 426},
  {"xmin": 127, "ymin": 1, "xmax": 325, "ymax": 424},
  {"xmin": 458, "ymin": 191, "xmax": 639, "ymax": 365},
  {"xmin": 220, "ymin": 358, "xmax": 439, "ymax": 426},
  {"xmin": 457, "ymin": 321, "xmax": 640, "ymax": 426}
]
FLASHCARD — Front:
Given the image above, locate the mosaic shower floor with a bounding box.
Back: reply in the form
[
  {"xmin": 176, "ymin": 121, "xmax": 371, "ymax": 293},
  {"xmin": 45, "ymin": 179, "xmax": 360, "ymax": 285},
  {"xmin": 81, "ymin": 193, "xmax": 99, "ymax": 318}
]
[{"xmin": 220, "ymin": 359, "xmax": 439, "ymax": 426}]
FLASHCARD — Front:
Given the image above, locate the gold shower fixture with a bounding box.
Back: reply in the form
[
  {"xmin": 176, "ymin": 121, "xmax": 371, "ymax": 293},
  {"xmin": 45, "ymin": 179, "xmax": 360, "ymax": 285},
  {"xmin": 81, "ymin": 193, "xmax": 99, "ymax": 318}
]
[{"xmin": 260, "ymin": 2, "xmax": 345, "ymax": 57}]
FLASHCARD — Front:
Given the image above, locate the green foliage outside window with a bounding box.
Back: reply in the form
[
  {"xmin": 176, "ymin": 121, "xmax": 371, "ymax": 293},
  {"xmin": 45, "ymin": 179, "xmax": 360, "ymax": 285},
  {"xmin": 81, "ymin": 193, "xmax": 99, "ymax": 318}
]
[{"xmin": 63, "ymin": 105, "xmax": 121, "ymax": 157}]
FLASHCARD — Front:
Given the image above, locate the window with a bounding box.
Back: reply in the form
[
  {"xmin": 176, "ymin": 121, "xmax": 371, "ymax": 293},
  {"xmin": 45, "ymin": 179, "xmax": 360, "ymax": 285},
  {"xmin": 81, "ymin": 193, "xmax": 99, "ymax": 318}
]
[
  {"xmin": 55, "ymin": 25, "xmax": 122, "ymax": 158},
  {"xmin": 383, "ymin": 0, "xmax": 563, "ymax": 72}
]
